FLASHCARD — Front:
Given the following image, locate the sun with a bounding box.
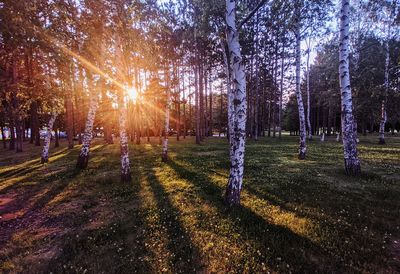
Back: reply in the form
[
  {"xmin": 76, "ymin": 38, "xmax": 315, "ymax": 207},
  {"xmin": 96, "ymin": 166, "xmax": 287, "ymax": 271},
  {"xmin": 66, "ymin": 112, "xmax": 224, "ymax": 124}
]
[{"xmin": 126, "ymin": 87, "xmax": 138, "ymax": 101}]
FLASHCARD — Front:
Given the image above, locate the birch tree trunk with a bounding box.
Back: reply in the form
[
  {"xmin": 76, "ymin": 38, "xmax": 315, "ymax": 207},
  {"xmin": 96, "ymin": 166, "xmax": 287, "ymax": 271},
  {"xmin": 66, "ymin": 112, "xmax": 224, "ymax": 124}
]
[
  {"xmin": 379, "ymin": 30, "xmax": 390, "ymax": 144},
  {"xmin": 225, "ymin": 0, "xmax": 247, "ymax": 206},
  {"xmin": 118, "ymin": 93, "xmax": 131, "ymax": 181},
  {"xmin": 339, "ymin": 0, "xmax": 361, "ymax": 175},
  {"xmin": 162, "ymin": 69, "xmax": 171, "ymax": 162},
  {"xmin": 41, "ymin": 113, "xmax": 57, "ymax": 163},
  {"xmin": 306, "ymin": 43, "xmax": 312, "ymax": 141},
  {"xmin": 279, "ymin": 43, "xmax": 285, "ymax": 139},
  {"xmin": 295, "ymin": 14, "xmax": 307, "ymax": 159},
  {"xmin": 76, "ymin": 75, "xmax": 99, "ymax": 169}
]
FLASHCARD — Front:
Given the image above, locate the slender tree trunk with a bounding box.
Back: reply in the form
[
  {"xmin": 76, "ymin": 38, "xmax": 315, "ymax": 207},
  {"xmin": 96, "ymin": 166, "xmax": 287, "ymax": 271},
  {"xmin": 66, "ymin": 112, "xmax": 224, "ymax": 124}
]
[
  {"xmin": 65, "ymin": 94, "xmax": 74, "ymax": 149},
  {"xmin": 54, "ymin": 128, "xmax": 60, "ymax": 148},
  {"xmin": 195, "ymin": 66, "xmax": 201, "ymax": 144},
  {"xmin": 8, "ymin": 115, "xmax": 15, "ymax": 150},
  {"xmin": 22, "ymin": 121, "xmax": 26, "ymax": 142},
  {"xmin": 295, "ymin": 15, "xmax": 307, "ymax": 159},
  {"xmin": 199, "ymin": 64, "xmax": 205, "ymax": 141},
  {"xmin": 41, "ymin": 113, "xmax": 57, "ymax": 163},
  {"xmin": 254, "ymin": 28, "xmax": 260, "ymax": 141},
  {"xmin": 209, "ymin": 74, "xmax": 213, "ymax": 136},
  {"xmin": 272, "ymin": 42, "xmax": 278, "ymax": 138},
  {"xmin": 267, "ymin": 95, "xmax": 271, "ymax": 137},
  {"xmin": 77, "ymin": 66, "xmax": 85, "ymax": 145},
  {"xmin": 11, "ymin": 63, "xmax": 23, "ymax": 153},
  {"xmin": 316, "ymin": 105, "xmax": 320, "ymax": 135},
  {"xmin": 162, "ymin": 69, "xmax": 171, "ymax": 162},
  {"xmin": 102, "ymin": 82, "xmax": 114, "ymax": 144},
  {"xmin": 15, "ymin": 117, "xmax": 23, "ymax": 153},
  {"xmin": 183, "ymin": 70, "xmax": 187, "ymax": 139},
  {"xmin": 221, "ymin": 39, "xmax": 234, "ymax": 144},
  {"xmin": 177, "ymin": 96, "xmax": 181, "ymax": 141},
  {"xmin": 225, "ymin": 0, "xmax": 247, "ymax": 206},
  {"xmin": 118, "ymin": 92, "xmax": 131, "ymax": 181},
  {"xmin": 30, "ymin": 101, "xmax": 40, "ymax": 146},
  {"xmin": 306, "ymin": 44, "xmax": 312, "ymax": 140},
  {"xmin": 76, "ymin": 74, "xmax": 98, "ymax": 169},
  {"xmin": 220, "ymin": 86, "xmax": 223, "ymax": 136},
  {"xmin": 279, "ymin": 43, "xmax": 284, "ymax": 139},
  {"xmin": 204, "ymin": 71, "xmax": 208, "ymax": 137},
  {"xmin": 136, "ymin": 102, "xmax": 141, "ymax": 144},
  {"xmin": 379, "ymin": 32, "xmax": 390, "ymax": 144},
  {"xmin": 1, "ymin": 126, "xmax": 6, "ymax": 149},
  {"xmin": 254, "ymin": 78, "xmax": 260, "ymax": 140},
  {"xmin": 339, "ymin": 0, "xmax": 361, "ymax": 175},
  {"xmin": 327, "ymin": 106, "xmax": 332, "ymax": 136}
]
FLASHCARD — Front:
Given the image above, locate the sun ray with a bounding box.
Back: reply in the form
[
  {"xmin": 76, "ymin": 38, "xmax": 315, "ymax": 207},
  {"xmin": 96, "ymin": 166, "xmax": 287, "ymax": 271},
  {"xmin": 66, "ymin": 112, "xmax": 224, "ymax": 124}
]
[{"xmin": 38, "ymin": 29, "xmax": 125, "ymax": 92}]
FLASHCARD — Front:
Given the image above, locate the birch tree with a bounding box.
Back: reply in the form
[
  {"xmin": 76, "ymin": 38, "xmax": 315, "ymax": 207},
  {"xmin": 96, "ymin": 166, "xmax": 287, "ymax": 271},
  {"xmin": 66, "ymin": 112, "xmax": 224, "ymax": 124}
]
[
  {"xmin": 338, "ymin": 0, "xmax": 361, "ymax": 175},
  {"xmin": 224, "ymin": 0, "xmax": 247, "ymax": 206},
  {"xmin": 76, "ymin": 73, "xmax": 99, "ymax": 169},
  {"xmin": 294, "ymin": 2, "xmax": 307, "ymax": 159},
  {"xmin": 41, "ymin": 113, "xmax": 57, "ymax": 164},
  {"xmin": 378, "ymin": 0, "xmax": 397, "ymax": 144},
  {"xmin": 162, "ymin": 69, "xmax": 171, "ymax": 162},
  {"xmin": 118, "ymin": 91, "xmax": 131, "ymax": 181}
]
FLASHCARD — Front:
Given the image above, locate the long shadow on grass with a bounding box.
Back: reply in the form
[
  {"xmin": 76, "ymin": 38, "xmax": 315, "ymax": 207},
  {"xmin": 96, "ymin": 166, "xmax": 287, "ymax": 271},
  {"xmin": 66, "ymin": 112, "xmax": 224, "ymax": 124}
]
[
  {"xmin": 0, "ymin": 150, "xmax": 81, "ymax": 246},
  {"xmin": 166, "ymin": 159, "xmax": 348, "ymax": 273},
  {"xmin": 0, "ymin": 148, "xmax": 70, "ymax": 179},
  {"xmin": 47, "ymin": 186, "xmax": 154, "ymax": 273},
  {"xmin": 144, "ymin": 166, "xmax": 203, "ymax": 273}
]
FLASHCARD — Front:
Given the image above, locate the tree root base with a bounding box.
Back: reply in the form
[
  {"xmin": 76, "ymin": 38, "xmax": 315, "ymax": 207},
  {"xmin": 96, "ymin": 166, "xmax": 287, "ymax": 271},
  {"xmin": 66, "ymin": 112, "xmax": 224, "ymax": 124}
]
[
  {"xmin": 225, "ymin": 185, "xmax": 241, "ymax": 207},
  {"xmin": 76, "ymin": 155, "xmax": 89, "ymax": 169},
  {"xmin": 344, "ymin": 159, "xmax": 361, "ymax": 176},
  {"xmin": 121, "ymin": 173, "xmax": 132, "ymax": 182}
]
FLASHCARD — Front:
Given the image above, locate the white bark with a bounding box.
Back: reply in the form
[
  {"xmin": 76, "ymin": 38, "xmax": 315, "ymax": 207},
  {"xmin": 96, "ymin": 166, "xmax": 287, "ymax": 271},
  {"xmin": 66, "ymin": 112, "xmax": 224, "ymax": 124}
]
[
  {"xmin": 339, "ymin": 0, "xmax": 361, "ymax": 175},
  {"xmin": 41, "ymin": 113, "xmax": 57, "ymax": 163},
  {"xmin": 162, "ymin": 70, "xmax": 171, "ymax": 162},
  {"xmin": 295, "ymin": 16, "xmax": 307, "ymax": 159},
  {"xmin": 119, "ymin": 94, "xmax": 131, "ymax": 181},
  {"xmin": 114, "ymin": 28, "xmax": 131, "ymax": 181},
  {"xmin": 225, "ymin": 0, "xmax": 247, "ymax": 206},
  {"xmin": 379, "ymin": 26, "xmax": 391, "ymax": 144},
  {"xmin": 76, "ymin": 84, "xmax": 99, "ymax": 169}
]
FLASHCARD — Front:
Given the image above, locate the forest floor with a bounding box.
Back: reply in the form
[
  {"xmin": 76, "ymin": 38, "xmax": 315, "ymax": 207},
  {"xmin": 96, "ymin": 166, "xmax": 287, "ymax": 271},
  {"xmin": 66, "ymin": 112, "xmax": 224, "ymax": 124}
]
[{"xmin": 0, "ymin": 134, "xmax": 399, "ymax": 273}]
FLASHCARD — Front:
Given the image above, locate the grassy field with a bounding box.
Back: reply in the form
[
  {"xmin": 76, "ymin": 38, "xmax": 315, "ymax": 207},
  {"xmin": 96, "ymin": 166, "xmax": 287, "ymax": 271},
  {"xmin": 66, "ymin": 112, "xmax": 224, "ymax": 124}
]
[{"xmin": 0, "ymin": 135, "xmax": 399, "ymax": 273}]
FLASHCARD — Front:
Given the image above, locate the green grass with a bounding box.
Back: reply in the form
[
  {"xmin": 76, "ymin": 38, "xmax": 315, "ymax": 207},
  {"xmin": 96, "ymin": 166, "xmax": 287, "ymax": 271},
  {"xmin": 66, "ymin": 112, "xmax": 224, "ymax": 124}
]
[{"xmin": 0, "ymin": 135, "xmax": 399, "ymax": 273}]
